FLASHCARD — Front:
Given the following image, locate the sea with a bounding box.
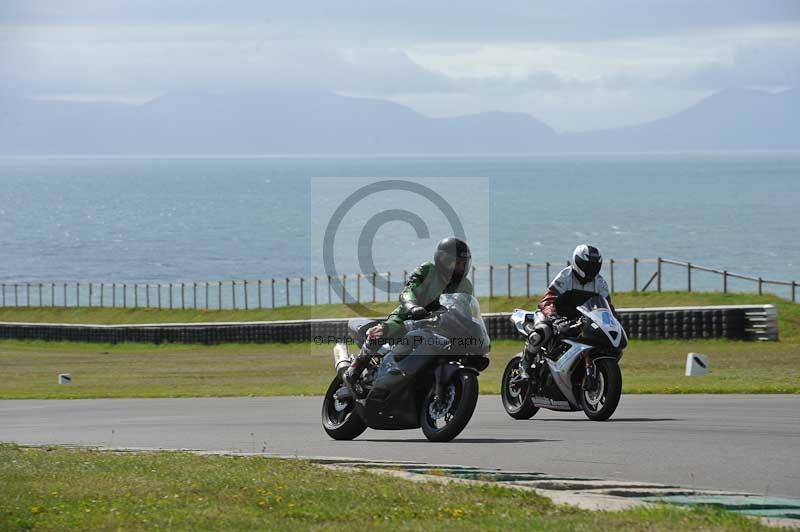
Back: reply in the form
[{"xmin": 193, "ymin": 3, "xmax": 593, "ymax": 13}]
[{"xmin": 0, "ymin": 153, "xmax": 798, "ymax": 302}]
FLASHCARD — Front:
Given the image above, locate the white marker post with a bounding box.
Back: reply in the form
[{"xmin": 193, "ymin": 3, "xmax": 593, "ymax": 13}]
[{"xmin": 685, "ymin": 353, "xmax": 708, "ymax": 376}]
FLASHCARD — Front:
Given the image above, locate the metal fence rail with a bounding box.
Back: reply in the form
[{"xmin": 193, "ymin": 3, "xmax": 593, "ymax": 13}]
[{"xmin": 0, "ymin": 257, "xmax": 796, "ymax": 310}]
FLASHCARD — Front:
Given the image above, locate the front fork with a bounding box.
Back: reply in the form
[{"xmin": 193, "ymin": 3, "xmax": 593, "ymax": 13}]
[
  {"xmin": 434, "ymin": 362, "xmax": 446, "ymax": 403},
  {"xmin": 582, "ymin": 353, "xmax": 599, "ymax": 392}
]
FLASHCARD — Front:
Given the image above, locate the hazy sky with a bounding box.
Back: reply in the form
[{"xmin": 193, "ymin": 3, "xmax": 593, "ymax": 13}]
[{"xmin": 3, "ymin": 1, "xmax": 799, "ymax": 131}]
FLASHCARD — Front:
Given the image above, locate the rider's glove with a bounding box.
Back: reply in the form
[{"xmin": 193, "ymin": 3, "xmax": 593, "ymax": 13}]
[
  {"xmin": 552, "ymin": 317, "xmax": 571, "ymax": 335},
  {"xmin": 409, "ymin": 305, "xmax": 429, "ymax": 320}
]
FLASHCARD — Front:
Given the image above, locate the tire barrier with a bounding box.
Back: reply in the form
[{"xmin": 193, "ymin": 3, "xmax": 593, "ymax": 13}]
[{"xmin": 0, "ymin": 305, "xmax": 777, "ymax": 345}]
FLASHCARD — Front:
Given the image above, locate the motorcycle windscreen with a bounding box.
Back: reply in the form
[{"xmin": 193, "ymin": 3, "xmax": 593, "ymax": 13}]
[
  {"xmin": 576, "ymin": 295, "xmax": 625, "ymax": 348},
  {"xmin": 554, "ymin": 289, "xmax": 599, "ymax": 318},
  {"xmin": 437, "ymin": 293, "xmax": 491, "ymax": 355}
]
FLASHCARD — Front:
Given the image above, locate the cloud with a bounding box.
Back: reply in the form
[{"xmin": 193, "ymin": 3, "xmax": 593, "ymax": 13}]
[
  {"xmin": 3, "ymin": 0, "xmax": 799, "ymax": 42},
  {"xmin": 2, "ymin": 1, "xmax": 799, "ymax": 130},
  {"xmin": 0, "ymin": 27, "xmax": 452, "ymax": 96},
  {"xmin": 678, "ymin": 41, "xmax": 800, "ymax": 89}
]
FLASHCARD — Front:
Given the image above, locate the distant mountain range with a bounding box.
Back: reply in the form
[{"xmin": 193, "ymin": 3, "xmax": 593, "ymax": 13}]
[{"xmin": 0, "ymin": 88, "xmax": 797, "ymax": 154}]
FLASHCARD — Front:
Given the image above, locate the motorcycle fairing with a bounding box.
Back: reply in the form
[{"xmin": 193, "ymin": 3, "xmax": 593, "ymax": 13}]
[
  {"xmin": 576, "ymin": 295, "xmax": 626, "ymax": 348},
  {"xmin": 545, "ymin": 340, "xmax": 591, "ymax": 409}
]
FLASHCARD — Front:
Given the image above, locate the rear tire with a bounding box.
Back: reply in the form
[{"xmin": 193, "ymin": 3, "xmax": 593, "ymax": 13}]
[
  {"xmin": 420, "ymin": 370, "xmax": 479, "ymax": 442},
  {"xmin": 581, "ymin": 359, "xmax": 622, "ymax": 421},
  {"xmin": 321, "ymin": 375, "xmax": 367, "ymax": 440},
  {"xmin": 501, "ymin": 354, "xmax": 539, "ymax": 420}
]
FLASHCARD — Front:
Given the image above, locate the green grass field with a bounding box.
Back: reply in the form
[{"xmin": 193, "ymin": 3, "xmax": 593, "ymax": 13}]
[
  {"xmin": 0, "ymin": 445, "xmax": 770, "ymax": 531},
  {"xmin": 0, "ymin": 292, "xmax": 797, "ymax": 399}
]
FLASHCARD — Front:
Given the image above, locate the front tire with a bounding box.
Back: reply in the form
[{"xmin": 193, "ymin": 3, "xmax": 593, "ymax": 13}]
[
  {"xmin": 321, "ymin": 375, "xmax": 367, "ymax": 440},
  {"xmin": 420, "ymin": 370, "xmax": 479, "ymax": 442},
  {"xmin": 581, "ymin": 359, "xmax": 622, "ymax": 421},
  {"xmin": 501, "ymin": 354, "xmax": 539, "ymax": 420}
]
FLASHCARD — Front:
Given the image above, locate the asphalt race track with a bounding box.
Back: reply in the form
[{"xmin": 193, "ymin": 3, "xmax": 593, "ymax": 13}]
[{"xmin": 1, "ymin": 395, "xmax": 798, "ymax": 498}]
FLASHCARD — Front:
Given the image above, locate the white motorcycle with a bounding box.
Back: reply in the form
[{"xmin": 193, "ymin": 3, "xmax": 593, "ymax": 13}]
[{"xmin": 501, "ymin": 292, "xmax": 627, "ymax": 421}]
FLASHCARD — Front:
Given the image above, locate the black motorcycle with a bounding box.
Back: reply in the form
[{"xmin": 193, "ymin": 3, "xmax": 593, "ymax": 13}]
[
  {"xmin": 501, "ymin": 292, "xmax": 626, "ymax": 421},
  {"xmin": 322, "ymin": 293, "xmax": 491, "ymax": 442}
]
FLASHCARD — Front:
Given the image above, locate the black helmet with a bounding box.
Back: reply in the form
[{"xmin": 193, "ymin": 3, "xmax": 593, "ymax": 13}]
[
  {"xmin": 571, "ymin": 244, "xmax": 602, "ymax": 284},
  {"xmin": 434, "ymin": 237, "xmax": 472, "ymax": 285}
]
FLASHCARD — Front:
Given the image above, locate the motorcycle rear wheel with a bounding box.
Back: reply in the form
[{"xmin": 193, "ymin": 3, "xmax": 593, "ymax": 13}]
[
  {"xmin": 321, "ymin": 375, "xmax": 367, "ymax": 440},
  {"xmin": 420, "ymin": 370, "xmax": 479, "ymax": 442},
  {"xmin": 580, "ymin": 359, "xmax": 622, "ymax": 421},
  {"xmin": 501, "ymin": 354, "xmax": 539, "ymax": 420}
]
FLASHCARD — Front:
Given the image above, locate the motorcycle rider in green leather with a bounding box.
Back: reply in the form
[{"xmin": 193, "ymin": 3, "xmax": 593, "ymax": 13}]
[{"xmin": 342, "ymin": 237, "xmax": 473, "ymax": 391}]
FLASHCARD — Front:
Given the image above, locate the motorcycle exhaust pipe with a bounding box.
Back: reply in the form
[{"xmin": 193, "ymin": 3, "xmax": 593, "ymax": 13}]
[{"xmin": 333, "ymin": 343, "xmax": 352, "ymax": 373}]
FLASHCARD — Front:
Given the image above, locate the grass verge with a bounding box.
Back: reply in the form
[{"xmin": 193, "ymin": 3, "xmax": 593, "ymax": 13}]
[
  {"xmin": 1, "ymin": 336, "xmax": 798, "ymax": 399},
  {"xmin": 0, "ymin": 444, "xmax": 769, "ymax": 531},
  {"xmin": 0, "ymin": 292, "xmax": 797, "ymax": 398}
]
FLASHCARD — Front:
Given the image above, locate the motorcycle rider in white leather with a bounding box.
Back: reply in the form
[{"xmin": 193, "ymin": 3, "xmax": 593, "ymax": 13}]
[{"xmin": 519, "ymin": 244, "xmax": 617, "ymax": 379}]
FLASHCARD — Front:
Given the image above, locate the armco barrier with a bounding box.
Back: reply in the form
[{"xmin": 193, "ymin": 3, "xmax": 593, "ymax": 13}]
[{"xmin": 0, "ymin": 305, "xmax": 777, "ymax": 344}]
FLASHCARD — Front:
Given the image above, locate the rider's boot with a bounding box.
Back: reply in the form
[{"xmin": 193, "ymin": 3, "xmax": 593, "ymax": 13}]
[
  {"xmin": 342, "ymin": 351, "xmax": 371, "ymax": 398},
  {"xmin": 518, "ymin": 349, "xmax": 533, "ymax": 380}
]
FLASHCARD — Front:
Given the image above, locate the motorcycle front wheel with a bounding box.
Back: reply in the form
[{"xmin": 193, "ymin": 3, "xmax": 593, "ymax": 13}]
[
  {"xmin": 580, "ymin": 358, "xmax": 622, "ymax": 421},
  {"xmin": 321, "ymin": 375, "xmax": 367, "ymax": 440},
  {"xmin": 420, "ymin": 369, "xmax": 479, "ymax": 442},
  {"xmin": 501, "ymin": 354, "xmax": 539, "ymax": 420}
]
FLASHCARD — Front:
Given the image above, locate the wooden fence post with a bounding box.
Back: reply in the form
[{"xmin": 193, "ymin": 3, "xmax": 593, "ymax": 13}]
[
  {"xmin": 657, "ymin": 257, "xmax": 662, "ymax": 292},
  {"xmin": 300, "ymin": 277, "xmax": 306, "ymax": 307},
  {"xmin": 687, "ymin": 263, "xmax": 692, "ymax": 293},
  {"xmin": 609, "ymin": 259, "xmax": 615, "ymax": 293},
  {"xmin": 526, "ymin": 263, "xmax": 531, "ymax": 297}
]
